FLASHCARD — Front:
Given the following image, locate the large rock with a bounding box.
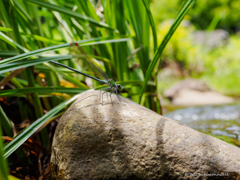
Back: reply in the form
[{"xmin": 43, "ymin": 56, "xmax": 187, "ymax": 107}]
[
  {"xmin": 51, "ymin": 90, "xmax": 240, "ymax": 180},
  {"xmin": 164, "ymin": 79, "xmax": 211, "ymax": 99},
  {"xmin": 171, "ymin": 89, "xmax": 234, "ymax": 106},
  {"xmin": 164, "ymin": 79, "xmax": 234, "ymax": 106},
  {"xmin": 193, "ymin": 29, "xmax": 229, "ymax": 49}
]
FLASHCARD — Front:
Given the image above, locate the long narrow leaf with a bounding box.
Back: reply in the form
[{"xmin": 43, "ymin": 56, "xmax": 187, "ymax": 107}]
[
  {"xmin": 0, "ymin": 74, "xmax": 41, "ymax": 87},
  {"xmin": 0, "ymin": 121, "xmax": 9, "ymax": 180},
  {"xmin": 34, "ymin": 65, "xmax": 76, "ymax": 73},
  {"xmin": 12, "ymin": 0, "xmax": 32, "ymax": 23},
  {"xmin": 0, "ymin": 36, "xmax": 131, "ymax": 65},
  {"xmin": 0, "ymin": 51, "xmax": 18, "ymax": 57},
  {"xmin": 25, "ymin": 0, "xmax": 115, "ymax": 31},
  {"xmin": 0, "ymin": 87, "xmax": 87, "ymax": 96},
  {"xmin": 139, "ymin": 0, "xmax": 196, "ymax": 103},
  {"xmin": 3, "ymin": 94, "xmax": 81, "ymax": 158},
  {"xmin": 0, "ymin": 55, "xmax": 71, "ymax": 74},
  {"xmin": 0, "ymin": 105, "xmax": 13, "ymax": 137},
  {"xmin": 0, "ymin": 31, "xmax": 28, "ymax": 53},
  {"xmin": 0, "ymin": 0, "xmax": 11, "ymax": 28},
  {"xmin": 142, "ymin": 0, "xmax": 157, "ymax": 52},
  {"xmin": 0, "ymin": 26, "xmax": 12, "ymax": 32}
]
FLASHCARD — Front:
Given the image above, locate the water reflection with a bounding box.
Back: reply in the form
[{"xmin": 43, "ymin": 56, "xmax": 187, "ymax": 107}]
[{"xmin": 164, "ymin": 103, "xmax": 240, "ymax": 140}]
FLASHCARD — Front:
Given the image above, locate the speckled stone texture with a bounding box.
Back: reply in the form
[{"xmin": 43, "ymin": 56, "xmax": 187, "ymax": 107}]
[{"xmin": 51, "ymin": 90, "xmax": 240, "ymax": 180}]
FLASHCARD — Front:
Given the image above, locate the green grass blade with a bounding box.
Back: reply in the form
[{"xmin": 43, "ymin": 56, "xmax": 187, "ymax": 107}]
[
  {"xmin": 0, "ymin": 0, "xmax": 11, "ymax": 28},
  {"xmin": 0, "ymin": 122, "xmax": 9, "ymax": 180},
  {"xmin": 0, "ymin": 51, "xmax": 18, "ymax": 57},
  {"xmin": 0, "ymin": 72, "xmax": 24, "ymax": 89},
  {"xmin": 0, "ymin": 105, "xmax": 13, "ymax": 137},
  {"xmin": 0, "ymin": 74, "xmax": 41, "ymax": 87},
  {"xmin": 0, "ymin": 87, "xmax": 87, "ymax": 96},
  {"xmin": 9, "ymin": 2, "xmax": 48, "ymax": 144},
  {"xmin": 0, "ymin": 26, "xmax": 12, "ymax": 32},
  {"xmin": 0, "ymin": 36, "xmax": 131, "ymax": 65},
  {"xmin": 0, "ymin": 26, "xmax": 64, "ymax": 44},
  {"xmin": 142, "ymin": 0, "xmax": 157, "ymax": 52},
  {"xmin": 3, "ymin": 95, "xmax": 80, "ymax": 158},
  {"xmin": 30, "ymin": 3, "xmax": 44, "ymax": 38},
  {"xmin": 24, "ymin": 34, "xmax": 63, "ymax": 44},
  {"xmin": 139, "ymin": 0, "xmax": 196, "ymax": 103},
  {"xmin": 124, "ymin": 1, "xmax": 150, "ymax": 74},
  {"xmin": 34, "ymin": 65, "xmax": 75, "ymax": 73},
  {"xmin": 25, "ymin": 0, "xmax": 115, "ymax": 31},
  {"xmin": 0, "ymin": 31, "xmax": 29, "ymax": 53},
  {"xmin": 0, "ymin": 55, "xmax": 71, "ymax": 74},
  {"xmin": 25, "ymin": 67, "xmax": 44, "ymax": 118},
  {"xmin": 9, "ymin": 6, "xmax": 25, "ymax": 54},
  {"xmin": 12, "ymin": 0, "xmax": 32, "ymax": 23},
  {"xmin": 117, "ymin": 80, "xmax": 155, "ymax": 87}
]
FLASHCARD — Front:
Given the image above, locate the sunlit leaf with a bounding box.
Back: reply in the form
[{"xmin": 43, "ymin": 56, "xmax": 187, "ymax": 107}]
[{"xmin": 139, "ymin": 0, "xmax": 196, "ymax": 103}]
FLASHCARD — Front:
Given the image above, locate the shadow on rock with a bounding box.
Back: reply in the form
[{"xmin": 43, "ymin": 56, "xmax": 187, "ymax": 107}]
[{"xmin": 51, "ymin": 90, "xmax": 240, "ymax": 180}]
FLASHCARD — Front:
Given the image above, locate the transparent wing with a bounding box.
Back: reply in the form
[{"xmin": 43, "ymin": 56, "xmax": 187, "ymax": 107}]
[{"xmin": 69, "ymin": 43, "xmax": 110, "ymax": 81}]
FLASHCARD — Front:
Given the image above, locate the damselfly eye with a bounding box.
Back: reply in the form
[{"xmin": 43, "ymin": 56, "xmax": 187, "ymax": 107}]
[{"xmin": 117, "ymin": 84, "xmax": 122, "ymax": 90}]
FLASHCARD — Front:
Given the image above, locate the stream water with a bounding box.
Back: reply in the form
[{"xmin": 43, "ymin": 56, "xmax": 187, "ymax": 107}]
[{"xmin": 164, "ymin": 103, "xmax": 240, "ymax": 140}]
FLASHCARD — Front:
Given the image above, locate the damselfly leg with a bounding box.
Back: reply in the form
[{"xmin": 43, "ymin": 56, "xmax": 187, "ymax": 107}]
[
  {"xmin": 109, "ymin": 88, "xmax": 114, "ymax": 105},
  {"xmin": 99, "ymin": 87, "xmax": 110, "ymax": 101},
  {"xmin": 115, "ymin": 89, "xmax": 123, "ymax": 102},
  {"xmin": 100, "ymin": 87, "xmax": 122, "ymax": 105},
  {"xmin": 101, "ymin": 88, "xmax": 111, "ymax": 105}
]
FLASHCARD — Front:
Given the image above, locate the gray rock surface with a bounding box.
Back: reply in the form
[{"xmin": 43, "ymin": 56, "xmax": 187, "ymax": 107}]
[
  {"xmin": 171, "ymin": 89, "xmax": 234, "ymax": 106},
  {"xmin": 164, "ymin": 79, "xmax": 234, "ymax": 106},
  {"xmin": 164, "ymin": 79, "xmax": 211, "ymax": 99},
  {"xmin": 193, "ymin": 29, "xmax": 229, "ymax": 49},
  {"xmin": 51, "ymin": 90, "xmax": 240, "ymax": 180}
]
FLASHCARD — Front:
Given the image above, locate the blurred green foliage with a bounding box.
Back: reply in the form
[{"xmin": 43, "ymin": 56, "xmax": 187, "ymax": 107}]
[
  {"xmin": 201, "ymin": 36, "xmax": 240, "ymax": 95},
  {"xmin": 156, "ymin": 20, "xmax": 199, "ymax": 69},
  {"xmin": 153, "ymin": 9, "xmax": 240, "ymax": 96},
  {"xmin": 151, "ymin": 0, "xmax": 240, "ymax": 31}
]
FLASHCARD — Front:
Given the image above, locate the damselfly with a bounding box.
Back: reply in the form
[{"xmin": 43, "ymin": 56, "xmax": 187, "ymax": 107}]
[{"xmin": 50, "ymin": 43, "xmax": 122, "ymax": 105}]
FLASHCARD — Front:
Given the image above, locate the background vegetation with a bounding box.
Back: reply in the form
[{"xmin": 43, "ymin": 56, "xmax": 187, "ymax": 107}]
[
  {"xmin": 1, "ymin": 0, "xmax": 240, "ymax": 179},
  {"xmin": 152, "ymin": 0, "xmax": 240, "ymax": 31},
  {"xmin": 152, "ymin": 0, "xmax": 240, "ymax": 96}
]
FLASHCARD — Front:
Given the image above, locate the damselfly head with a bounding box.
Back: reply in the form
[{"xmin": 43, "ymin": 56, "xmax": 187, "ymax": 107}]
[{"xmin": 117, "ymin": 84, "xmax": 122, "ymax": 91}]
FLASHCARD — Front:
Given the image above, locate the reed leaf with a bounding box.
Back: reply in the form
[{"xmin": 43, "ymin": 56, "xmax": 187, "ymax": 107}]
[
  {"xmin": 139, "ymin": 0, "xmax": 196, "ymax": 103},
  {"xmin": 3, "ymin": 95, "xmax": 80, "ymax": 158}
]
